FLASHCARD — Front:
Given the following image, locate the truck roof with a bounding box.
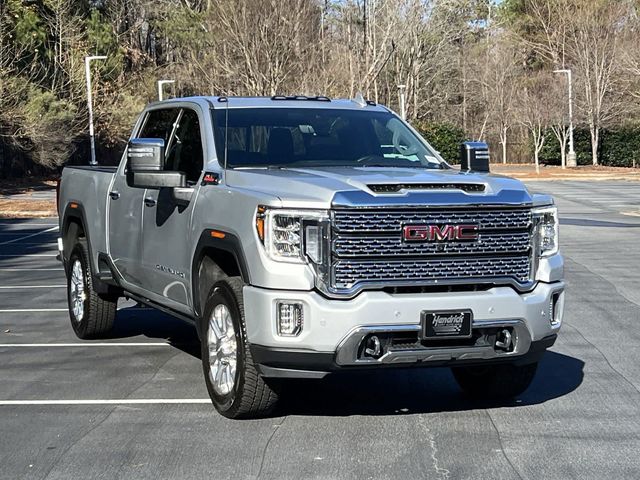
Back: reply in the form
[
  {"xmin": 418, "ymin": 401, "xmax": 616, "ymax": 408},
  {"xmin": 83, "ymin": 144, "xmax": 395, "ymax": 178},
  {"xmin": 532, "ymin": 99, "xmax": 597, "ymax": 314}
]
[{"xmin": 151, "ymin": 95, "xmax": 392, "ymax": 112}]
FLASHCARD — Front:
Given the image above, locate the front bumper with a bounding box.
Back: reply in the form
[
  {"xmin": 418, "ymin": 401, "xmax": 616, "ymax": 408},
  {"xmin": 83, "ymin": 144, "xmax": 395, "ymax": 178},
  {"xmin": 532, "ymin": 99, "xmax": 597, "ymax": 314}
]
[{"xmin": 243, "ymin": 281, "xmax": 565, "ymax": 377}]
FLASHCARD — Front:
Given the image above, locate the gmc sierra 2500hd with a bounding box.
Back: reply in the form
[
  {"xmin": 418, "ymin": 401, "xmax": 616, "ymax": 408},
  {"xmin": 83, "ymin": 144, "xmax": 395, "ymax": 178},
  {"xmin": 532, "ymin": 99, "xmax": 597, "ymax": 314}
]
[{"xmin": 58, "ymin": 95, "xmax": 564, "ymax": 418}]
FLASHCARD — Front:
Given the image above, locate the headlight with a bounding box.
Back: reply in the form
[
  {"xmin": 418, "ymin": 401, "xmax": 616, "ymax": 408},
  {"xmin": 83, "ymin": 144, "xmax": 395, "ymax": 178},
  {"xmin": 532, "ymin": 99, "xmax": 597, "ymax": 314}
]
[
  {"xmin": 533, "ymin": 205, "xmax": 559, "ymax": 257},
  {"xmin": 257, "ymin": 207, "xmax": 329, "ymax": 264}
]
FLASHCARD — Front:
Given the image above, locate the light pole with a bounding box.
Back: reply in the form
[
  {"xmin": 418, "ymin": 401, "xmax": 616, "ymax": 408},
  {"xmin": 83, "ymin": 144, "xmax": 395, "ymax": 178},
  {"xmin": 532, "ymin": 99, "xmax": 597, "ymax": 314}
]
[
  {"xmin": 553, "ymin": 69, "xmax": 577, "ymax": 168},
  {"xmin": 397, "ymin": 84, "xmax": 407, "ymax": 120},
  {"xmin": 157, "ymin": 80, "xmax": 175, "ymax": 101},
  {"xmin": 85, "ymin": 55, "xmax": 107, "ymax": 166}
]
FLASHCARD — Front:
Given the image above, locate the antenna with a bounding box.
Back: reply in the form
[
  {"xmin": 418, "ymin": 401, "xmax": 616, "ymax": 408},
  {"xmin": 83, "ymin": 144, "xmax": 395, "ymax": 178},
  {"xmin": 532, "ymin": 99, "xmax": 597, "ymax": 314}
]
[{"xmin": 353, "ymin": 91, "xmax": 367, "ymax": 107}]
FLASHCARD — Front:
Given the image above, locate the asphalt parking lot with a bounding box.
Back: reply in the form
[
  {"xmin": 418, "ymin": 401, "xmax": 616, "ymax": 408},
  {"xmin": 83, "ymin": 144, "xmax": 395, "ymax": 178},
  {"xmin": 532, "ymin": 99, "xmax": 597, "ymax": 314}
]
[{"xmin": 1, "ymin": 180, "xmax": 639, "ymax": 480}]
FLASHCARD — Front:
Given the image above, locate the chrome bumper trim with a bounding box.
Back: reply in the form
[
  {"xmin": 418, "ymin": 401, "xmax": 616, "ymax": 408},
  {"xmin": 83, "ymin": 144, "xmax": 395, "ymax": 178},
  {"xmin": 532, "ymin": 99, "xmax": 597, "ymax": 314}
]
[{"xmin": 335, "ymin": 319, "xmax": 532, "ymax": 366}]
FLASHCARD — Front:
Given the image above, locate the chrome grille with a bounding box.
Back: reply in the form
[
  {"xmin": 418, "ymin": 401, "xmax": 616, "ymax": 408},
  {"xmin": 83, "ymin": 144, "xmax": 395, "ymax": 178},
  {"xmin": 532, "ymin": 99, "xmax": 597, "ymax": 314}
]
[
  {"xmin": 333, "ymin": 257, "xmax": 531, "ymax": 288},
  {"xmin": 333, "ymin": 208, "xmax": 531, "ymax": 232},
  {"xmin": 330, "ymin": 207, "xmax": 533, "ymax": 292},
  {"xmin": 334, "ymin": 232, "xmax": 530, "ymax": 257}
]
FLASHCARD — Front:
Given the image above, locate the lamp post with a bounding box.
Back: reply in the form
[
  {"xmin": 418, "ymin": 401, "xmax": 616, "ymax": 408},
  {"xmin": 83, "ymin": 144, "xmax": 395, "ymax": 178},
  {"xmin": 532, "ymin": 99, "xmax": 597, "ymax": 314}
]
[
  {"xmin": 397, "ymin": 84, "xmax": 407, "ymax": 120},
  {"xmin": 157, "ymin": 80, "xmax": 175, "ymax": 101},
  {"xmin": 553, "ymin": 69, "xmax": 577, "ymax": 168},
  {"xmin": 85, "ymin": 55, "xmax": 107, "ymax": 166}
]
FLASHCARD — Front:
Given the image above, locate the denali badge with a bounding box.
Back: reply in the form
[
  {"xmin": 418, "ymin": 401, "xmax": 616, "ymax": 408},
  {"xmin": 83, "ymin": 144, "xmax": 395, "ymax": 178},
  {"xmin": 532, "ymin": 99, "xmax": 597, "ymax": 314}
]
[{"xmin": 402, "ymin": 224, "xmax": 478, "ymax": 242}]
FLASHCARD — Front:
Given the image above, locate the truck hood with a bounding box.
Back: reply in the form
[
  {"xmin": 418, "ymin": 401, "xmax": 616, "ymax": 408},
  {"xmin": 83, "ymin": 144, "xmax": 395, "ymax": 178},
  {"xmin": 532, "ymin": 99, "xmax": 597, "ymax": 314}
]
[{"xmin": 225, "ymin": 166, "xmax": 535, "ymax": 208}]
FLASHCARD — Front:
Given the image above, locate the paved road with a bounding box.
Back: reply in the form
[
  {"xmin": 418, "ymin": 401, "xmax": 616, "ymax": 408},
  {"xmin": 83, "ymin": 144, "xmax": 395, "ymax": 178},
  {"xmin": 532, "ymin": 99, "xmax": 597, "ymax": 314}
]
[{"xmin": 1, "ymin": 180, "xmax": 639, "ymax": 480}]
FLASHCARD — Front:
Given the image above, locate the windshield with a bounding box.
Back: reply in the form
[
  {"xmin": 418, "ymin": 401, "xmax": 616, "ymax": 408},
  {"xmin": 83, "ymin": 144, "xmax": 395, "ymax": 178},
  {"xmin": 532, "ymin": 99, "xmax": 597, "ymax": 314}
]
[{"xmin": 213, "ymin": 107, "xmax": 444, "ymax": 169}]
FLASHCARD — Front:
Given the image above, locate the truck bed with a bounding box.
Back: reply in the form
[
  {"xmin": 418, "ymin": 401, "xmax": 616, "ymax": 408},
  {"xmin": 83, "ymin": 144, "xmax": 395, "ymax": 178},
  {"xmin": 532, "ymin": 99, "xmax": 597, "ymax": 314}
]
[{"xmin": 58, "ymin": 165, "xmax": 118, "ymax": 269}]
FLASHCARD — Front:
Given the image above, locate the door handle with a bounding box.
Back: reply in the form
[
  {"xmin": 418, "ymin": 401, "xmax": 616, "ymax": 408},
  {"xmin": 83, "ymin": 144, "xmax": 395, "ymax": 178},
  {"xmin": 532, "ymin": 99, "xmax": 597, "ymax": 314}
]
[
  {"xmin": 144, "ymin": 197, "xmax": 157, "ymax": 207},
  {"xmin": 109, "ymin": 191, "xmax": 120, "ymax": 200}
]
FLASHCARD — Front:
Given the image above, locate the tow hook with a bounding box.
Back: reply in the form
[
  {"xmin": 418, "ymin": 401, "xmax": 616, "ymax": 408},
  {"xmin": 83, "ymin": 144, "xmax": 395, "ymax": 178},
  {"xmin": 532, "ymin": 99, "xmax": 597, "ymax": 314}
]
[
  {"xmin": 495, "ymin": 329, "xmax": 513, "ymax": 352},
  {"xmin": 363, "ymin": 335, "xmax": 383, "ymax": 359}
]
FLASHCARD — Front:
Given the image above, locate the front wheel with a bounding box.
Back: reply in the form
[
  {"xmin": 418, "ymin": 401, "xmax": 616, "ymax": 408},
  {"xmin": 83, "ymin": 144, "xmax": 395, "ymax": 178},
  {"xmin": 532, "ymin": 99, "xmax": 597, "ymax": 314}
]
[
  {"xmin": 451, "ymin": 362, "xmax": 538, "ymax": 399},
  {"xmin": 201, "ymin": 278, "xmax": 279, "ymax": 419}
]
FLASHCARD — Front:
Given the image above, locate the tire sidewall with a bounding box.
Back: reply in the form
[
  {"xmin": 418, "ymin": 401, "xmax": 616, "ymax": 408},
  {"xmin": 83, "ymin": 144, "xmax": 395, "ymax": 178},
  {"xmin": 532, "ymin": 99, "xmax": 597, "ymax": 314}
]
[
  {"xmin": 66, "ymin": 242, "xmax": 90, "ymax": 338},
  {"xmin": 201, "ymin": 282, "xmax": 247, "ymax": 415}
]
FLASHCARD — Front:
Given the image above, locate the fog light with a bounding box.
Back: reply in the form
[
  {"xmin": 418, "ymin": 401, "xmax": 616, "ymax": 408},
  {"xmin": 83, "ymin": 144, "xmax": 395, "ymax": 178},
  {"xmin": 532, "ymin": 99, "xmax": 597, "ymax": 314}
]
[
  {"xmin": 550, "ymin": 292, "xmax": 563, "ymax": 327},
  {"xmin": 276, "ymin": 301, "xmax": 303, "ymax": 337}
]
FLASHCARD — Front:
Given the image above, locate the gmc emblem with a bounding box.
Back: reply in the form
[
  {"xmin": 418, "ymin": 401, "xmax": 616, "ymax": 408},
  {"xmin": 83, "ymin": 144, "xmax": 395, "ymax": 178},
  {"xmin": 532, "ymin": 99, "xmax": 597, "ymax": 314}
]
[{"xmin": 402, "ymin": 224, "xmax": 479, "ymax": 242}]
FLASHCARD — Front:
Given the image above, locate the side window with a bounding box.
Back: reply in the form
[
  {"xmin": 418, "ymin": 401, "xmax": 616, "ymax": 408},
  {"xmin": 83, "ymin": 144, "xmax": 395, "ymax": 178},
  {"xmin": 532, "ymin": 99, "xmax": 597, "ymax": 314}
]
[
  {"xmin": 138, "ymin": 109, "xmax": 179, "ymax": 145},
  {"xmin": 165, "ymin": 109, "xmax": 204, "ymax": 184}
]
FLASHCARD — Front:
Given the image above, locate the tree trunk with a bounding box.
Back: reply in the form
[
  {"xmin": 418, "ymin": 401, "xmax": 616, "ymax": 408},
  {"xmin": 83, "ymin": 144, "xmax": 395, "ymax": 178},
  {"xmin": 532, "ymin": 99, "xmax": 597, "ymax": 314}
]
[{"xmin": 590, "ymin": 125, "xmax": 599, "ymax": 166}]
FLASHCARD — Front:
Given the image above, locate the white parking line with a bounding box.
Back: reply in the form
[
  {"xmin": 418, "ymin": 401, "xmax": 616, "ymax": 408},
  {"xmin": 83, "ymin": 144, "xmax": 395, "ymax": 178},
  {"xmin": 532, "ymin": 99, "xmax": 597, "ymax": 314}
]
[
  {"xmin": 0, "ymin": 223, "xmax": 58, "ymax": 227},
  {"xmin": 0, "ymin": 309, "xmax": 67, "ymax": 312},
  {"xmin": 0, "ymin": 285, "xmax": 66, "ymax": 289},
  {"xmin": 0, "ymin": 342, "xmax": 171, "ymax": 347},
  {"xmin": 0, "ymin": 268, "xmax": 63, "ymax": 271},
  {"xmin": 0, "ymin": 307, "xmax": 148, "ymax": 312},
  {"xmin": 0, "ymin": 254, "xmax": 58, "ymax": 257},
  {"xmin": 0, "ymin": 399, "xmax": 210, "ymax": 405},
  {"xmin": 0, "ymin": 226, "xmax": 58, "ymax": 246}
]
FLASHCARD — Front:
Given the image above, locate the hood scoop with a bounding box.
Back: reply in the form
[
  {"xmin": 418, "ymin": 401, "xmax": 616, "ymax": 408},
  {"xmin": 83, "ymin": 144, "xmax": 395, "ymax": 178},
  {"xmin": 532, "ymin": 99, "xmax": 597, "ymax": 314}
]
[{"xmin": 368, "ymin": 183, "xmax": 486, "ymax": 194}]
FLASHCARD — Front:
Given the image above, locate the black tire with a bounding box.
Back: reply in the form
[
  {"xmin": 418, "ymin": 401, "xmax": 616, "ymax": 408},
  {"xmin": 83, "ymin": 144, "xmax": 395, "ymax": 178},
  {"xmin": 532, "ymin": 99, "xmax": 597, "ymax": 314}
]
[
  {"xmin": 66, "ymin": 238, "xmax": 117, "ymax": 339},
  {"xmin": 452, "ymin": 362, "xmax": 538, "ymax": 399},
  {"xmin": 201, "ymin": 277, "xmax": 279, "ymax": 419}
]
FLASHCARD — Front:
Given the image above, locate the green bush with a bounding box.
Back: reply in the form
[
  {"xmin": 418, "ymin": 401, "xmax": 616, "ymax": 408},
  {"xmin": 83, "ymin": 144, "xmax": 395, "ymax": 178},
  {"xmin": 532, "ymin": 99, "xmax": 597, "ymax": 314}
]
[
  {"xmin": 413, "ymin": 120, "xmax": 466, "ymax": 164},
  {"xmin": 600, "ymin": 128, "xmax": 640, "ymax": 167},
  {"xmin": 537, "ymin": 128, "xmax": 591, "ymax": 166},
  {"xmin": 537, "ymin": 127, "xmax": 640, "ymax": 167}
]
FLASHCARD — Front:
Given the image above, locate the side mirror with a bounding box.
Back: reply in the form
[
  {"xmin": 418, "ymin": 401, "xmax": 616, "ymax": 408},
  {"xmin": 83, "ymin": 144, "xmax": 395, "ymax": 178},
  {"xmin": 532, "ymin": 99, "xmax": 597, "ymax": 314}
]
[
  {"xmin": 460, "ymin": 141, "xmax": 490, "ymax": 173},
  {"xmin": 126, "ymin": 138, "xmax": 186, "ymax": 189},
  {"xmin": 128, "ymin": 138, "xmax": 165, "ymax": 171}
]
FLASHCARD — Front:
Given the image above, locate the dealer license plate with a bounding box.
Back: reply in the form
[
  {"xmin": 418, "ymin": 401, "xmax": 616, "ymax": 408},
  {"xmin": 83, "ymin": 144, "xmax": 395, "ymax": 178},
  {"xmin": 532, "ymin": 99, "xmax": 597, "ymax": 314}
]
[{"xmin": 422, "ymin": 310, "xmax": 473, "ymax": 339}]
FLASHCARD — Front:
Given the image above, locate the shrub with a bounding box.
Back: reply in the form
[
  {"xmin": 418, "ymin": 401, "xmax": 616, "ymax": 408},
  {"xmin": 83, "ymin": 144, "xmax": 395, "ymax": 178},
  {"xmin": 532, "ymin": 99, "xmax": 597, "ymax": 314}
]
[
  {"xmin": 536, "ymin": 126, "xmax": 640, "ymax": 167},
  {"xmin": 413, "ymin": 120, "xmax": 466, "ymax": 164},
  {"xmin": 600, "ymin": 127, "xmax": 640, "ymax": 167}
]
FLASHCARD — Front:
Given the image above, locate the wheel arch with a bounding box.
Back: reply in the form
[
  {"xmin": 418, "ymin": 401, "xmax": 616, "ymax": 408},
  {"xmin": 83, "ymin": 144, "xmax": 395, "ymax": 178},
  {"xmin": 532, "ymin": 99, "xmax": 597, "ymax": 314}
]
[
  {"xmin": 61, "ymin": 202, "xmax": 89, "ymax": 267},
  {"xmin": 61, "ymin": 202, "xmax": 120, "ymax": 296},
  {"xmin": 191, "ymin": 230, "xmax": 251, "ymax": 324}
]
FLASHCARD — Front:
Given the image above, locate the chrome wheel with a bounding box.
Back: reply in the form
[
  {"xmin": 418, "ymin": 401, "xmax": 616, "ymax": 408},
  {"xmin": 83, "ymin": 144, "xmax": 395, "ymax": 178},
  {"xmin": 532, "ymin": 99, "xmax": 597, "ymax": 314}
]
[
  {"xmin": 207, "ymin": 304, "xmax": 238, "ymax": 396},
  {"xmin": 70, "ymin": 259, "xmax": 86, "ymax": 322}
]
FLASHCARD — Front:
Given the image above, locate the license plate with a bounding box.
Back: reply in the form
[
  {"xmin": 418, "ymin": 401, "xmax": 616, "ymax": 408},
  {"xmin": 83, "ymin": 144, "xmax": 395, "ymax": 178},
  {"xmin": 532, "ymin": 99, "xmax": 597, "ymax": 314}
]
[{"xmin": 422, "ymin": 310, "xmax": 473, "ymax": 339}]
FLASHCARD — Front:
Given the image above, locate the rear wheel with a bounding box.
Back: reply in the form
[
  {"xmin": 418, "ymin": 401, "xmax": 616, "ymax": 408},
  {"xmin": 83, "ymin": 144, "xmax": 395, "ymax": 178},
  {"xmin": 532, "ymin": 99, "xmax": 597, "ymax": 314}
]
[
  {"xmin": 66, "ymin": 238, "xmax": 117, "ymax": 339},
  {"xmin": 201, "ymin": 277, "xmax": 279, "ymax": 419},
  {"xmin": 451, "ymin": 362, "xmax": 538, "ymax": 399}
]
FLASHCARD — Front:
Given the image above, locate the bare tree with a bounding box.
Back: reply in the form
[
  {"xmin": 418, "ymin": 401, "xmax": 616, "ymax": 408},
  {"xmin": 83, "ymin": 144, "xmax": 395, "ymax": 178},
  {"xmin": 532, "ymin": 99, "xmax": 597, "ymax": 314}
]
[
  {"xmin": 548, "ymin": 78, "xmax": 570, "ymax": 168},
  {"xmin": 517, "ymin": 73, "xmax": 556, "ymax": 174},
  {"xmin": 565, "ymin": 1, "xmax": 631, "ymax": 165}
]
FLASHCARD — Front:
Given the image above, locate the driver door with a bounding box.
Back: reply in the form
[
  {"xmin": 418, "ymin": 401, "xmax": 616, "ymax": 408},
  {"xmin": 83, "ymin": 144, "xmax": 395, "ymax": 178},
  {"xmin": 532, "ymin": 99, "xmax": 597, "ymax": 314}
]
[
  {"xmin": 140, "ymin": 107, "xmax": 205, "ymax": 312},
  {"xmin": 108, "ymin": 108, "xmax": 179, "ymax": 289}
]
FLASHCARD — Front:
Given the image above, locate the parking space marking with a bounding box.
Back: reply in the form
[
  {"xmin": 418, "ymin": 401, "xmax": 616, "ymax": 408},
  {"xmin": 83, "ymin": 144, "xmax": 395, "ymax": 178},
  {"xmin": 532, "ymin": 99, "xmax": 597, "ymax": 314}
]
[
  {"xmin": 0, "ymin": 285, "xmax": 66, "ymax": 289},
  {"xmin": 0, "ymin": 399, "xmax": 211, "ymax": 405},
  {"xmin": 0, "ymin": 226, "xmax": 58, "ymax": 245},
  {"xmin": 0, "ymin": 267, "xmax": 64, "ymax": 272},
  {"xmin": 0, "ymin": 343, "xmax": 172, "ymax": 347},
  {"xmin": 0, "ymin": 254, "xmax": 58, "ymax": 257},
  {"xmin": 0, "ymin": 308, "xmax": 68, "ymax": 312},
  {"xmin": 0, "ymin": 223, "xmax": 58, "ymax": 226},
  {"xmin": 0, "ymin": 307, "xmax": 149, "ymax": 312}
]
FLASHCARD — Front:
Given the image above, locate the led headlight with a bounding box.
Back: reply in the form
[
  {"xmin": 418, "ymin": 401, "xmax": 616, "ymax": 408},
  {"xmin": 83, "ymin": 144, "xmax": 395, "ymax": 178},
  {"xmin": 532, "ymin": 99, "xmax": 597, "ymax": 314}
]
[
  {"xmin": 257, "ymin": 207, "xmax": 329, "ymax": 264},
  {"xmin": 533, "ymin": 205, "xmax": 559, "ymax": 257}
]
